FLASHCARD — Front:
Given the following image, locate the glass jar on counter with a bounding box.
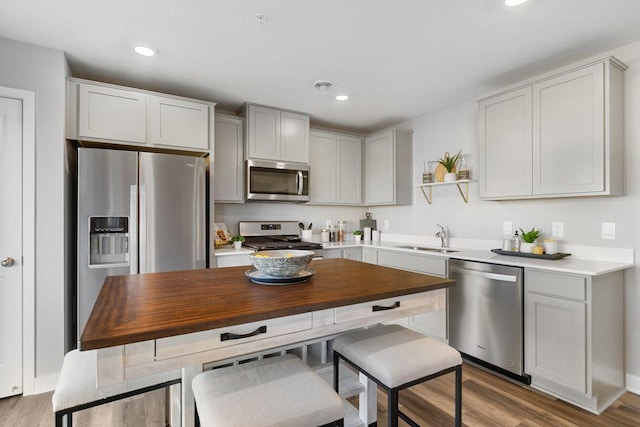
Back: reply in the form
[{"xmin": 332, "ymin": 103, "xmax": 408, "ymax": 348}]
[
  {"xmin": 320, "ymin": 229, "xmax": 330, "ymax": 242},
  {"xmin": 337, "ymin": 221, "xmax": 346, "ymax": 242},
  {"xmin": 329, "ymin": 225, "xmax": 337, "ymax": 242}
]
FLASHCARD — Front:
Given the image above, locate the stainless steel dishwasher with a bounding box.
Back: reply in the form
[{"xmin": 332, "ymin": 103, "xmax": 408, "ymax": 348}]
[{"xmin": 448, "ymin": 259, "xmax": 530, "ymax": 383}]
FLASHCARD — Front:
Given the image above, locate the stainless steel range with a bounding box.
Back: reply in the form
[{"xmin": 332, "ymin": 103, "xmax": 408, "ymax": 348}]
[{"xmin": 239, "ymin": 221, "xmax": 323, "ymax": 251}]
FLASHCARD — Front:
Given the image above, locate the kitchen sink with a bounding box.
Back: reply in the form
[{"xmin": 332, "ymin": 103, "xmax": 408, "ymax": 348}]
[{"xmin": 394, "ymin": 245, "xmax": 458, "ymax": 253}]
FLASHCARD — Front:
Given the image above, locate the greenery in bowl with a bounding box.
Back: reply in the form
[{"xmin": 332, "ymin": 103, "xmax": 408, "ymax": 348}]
[
  {"xmin": 353, "ymin": 230, "xmax": 363, "ymax": 235},
  {"xmin": 230, "ymin": 234, "xmax": 245, "ymax": 242},
  {"xmin": 438, "ymin": 150, "xmax": 461, "ymax": 173},
  {"xmin": 519, "ymin": 228, "xmax": 540, "ymax": 243}
]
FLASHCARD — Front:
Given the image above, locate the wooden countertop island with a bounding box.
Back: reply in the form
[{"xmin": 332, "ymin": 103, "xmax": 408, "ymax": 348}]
[{"xmin": 81, "ymin": 258, "xmax": 454, "ymax": 350}]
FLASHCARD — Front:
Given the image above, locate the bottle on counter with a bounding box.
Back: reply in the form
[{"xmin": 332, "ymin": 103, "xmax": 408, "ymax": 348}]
[
  {"xmin": 511, "ymin": 231, "xmax": 520, "ymax": 252},
  {"xmin": 329, "ymin": 225, "xmax": 337, "ymax": 242},
  {"xmin": 337, "ymin": 221, "xmax": 346, "ymax": 242}
]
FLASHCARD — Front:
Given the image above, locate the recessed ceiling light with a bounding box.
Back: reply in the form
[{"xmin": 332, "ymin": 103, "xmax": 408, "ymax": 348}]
[
  {"xmin": 335, "ymin": 94, "xmax": 350, "ymax": 102},
  {"xmin": 134, "ymin": 46, "xmax": 156, "ymax": 57},
  {"xmin": 505, "ymin": 0, "xmax": 529, "ymax": 6}
]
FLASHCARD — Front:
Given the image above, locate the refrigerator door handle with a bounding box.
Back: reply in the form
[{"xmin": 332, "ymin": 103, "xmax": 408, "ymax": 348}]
[
  {"xmin": 129, "ymin": 185, "xmax": 138, "ymax": 274},
  {"xmin": 139, "ymin": 183, "xmax": 147, "ymax": 274}
]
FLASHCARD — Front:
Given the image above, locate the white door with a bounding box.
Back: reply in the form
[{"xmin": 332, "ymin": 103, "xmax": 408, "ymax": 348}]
[{"xmin": 0, "ymin": 96, "xmax": 23, "ymax": 398}]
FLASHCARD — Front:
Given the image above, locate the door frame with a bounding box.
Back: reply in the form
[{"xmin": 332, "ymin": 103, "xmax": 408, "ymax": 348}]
[{"xmin": 0, "ymin": 86, "xmax": 36, "ymax": 395}]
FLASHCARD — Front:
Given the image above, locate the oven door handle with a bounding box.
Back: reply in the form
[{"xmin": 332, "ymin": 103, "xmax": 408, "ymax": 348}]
[
  {"xmin": 296, "ymin": 171, "xmax": 303, "ymax": 195},
  {"xmin": 450, "ymin": 266, "xmax": 518, "ymax": 282}
]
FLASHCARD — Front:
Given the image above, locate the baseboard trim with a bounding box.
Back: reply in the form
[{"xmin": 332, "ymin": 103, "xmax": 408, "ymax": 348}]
[
  {"xmin": 627, "ymin": 373, "xmax": 640, "ymax": 395},
  {"xmin": 34, "ymin": 372, "xmax": 59, "ymax": 394}
]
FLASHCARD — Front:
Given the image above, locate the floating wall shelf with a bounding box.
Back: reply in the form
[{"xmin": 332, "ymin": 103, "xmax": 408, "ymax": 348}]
[{"xmin": 416, "ymin": 180, "xmax": 472, "ymax": 204}]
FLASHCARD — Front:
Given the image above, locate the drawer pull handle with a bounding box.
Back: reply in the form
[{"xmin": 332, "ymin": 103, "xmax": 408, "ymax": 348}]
[
  {"xmin": 221, "ymin": 325, "xmax": 267, "ymax": 341},
  {"xmin": 372, "ymin": 301, "xmax": 400, "ymax": 312}
]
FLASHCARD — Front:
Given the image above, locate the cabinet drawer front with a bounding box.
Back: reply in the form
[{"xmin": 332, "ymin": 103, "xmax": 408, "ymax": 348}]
[
  {"xmin": 335, "ymin": 293, "xmax": 437, "ymax": 324},
  {"xmin": 378, "ymin": 250, "xmax": 446, "ymax": 277},
  {"xmin": 526, "ymin": 270, "xmax": 586, "ymax": 300},
  {"xmin": 155, "ymin": 313, "xmax": 313, "ymax": 360}
]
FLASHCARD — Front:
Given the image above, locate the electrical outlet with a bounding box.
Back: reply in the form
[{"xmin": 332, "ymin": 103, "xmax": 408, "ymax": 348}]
[
  {"xmin": 503, "ymin": 221, "xmax": 513, "ymax": 235},
  {"xmin": 383, "ymin": 219, "xmax": 390, "ymax": 230},
  {"xmin": 551, "ymin": 222, "xmax": 564, "ymax": 238},
  {"xmin": 602, "ymin": 222, "xmax": 616, "ymax": 240}
]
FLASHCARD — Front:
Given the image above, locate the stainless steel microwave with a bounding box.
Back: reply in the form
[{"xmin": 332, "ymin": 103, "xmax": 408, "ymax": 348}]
[{"xmin": 246, "ymin": 159, "xmax": 309, "ymax": 202}]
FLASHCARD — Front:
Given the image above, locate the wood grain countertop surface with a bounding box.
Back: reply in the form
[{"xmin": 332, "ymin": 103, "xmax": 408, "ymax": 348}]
[{"xmin": 80, "ymin": 258, "xmax": 454, "ymax": 350}]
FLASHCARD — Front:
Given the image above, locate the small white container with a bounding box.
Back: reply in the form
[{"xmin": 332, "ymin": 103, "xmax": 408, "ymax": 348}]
[
  {"xmin": 372, "ymin": 230, "xmax": 380, "ymax": 241},
  {"xmin": 363, "ymin": 227, "xmax": 372, "ymax": 242},
  {"xmin": 301, "ymin": 230, "xmax": 313, "ymax": 242},
  {"xmin": 233, "ymin": 241, "xmax": 243, "ymax": 250},
  {"xmin": 544, "ymin": 239, "xmax": 558, "ymax": 255},
  {"xmin": 354, "ymin": 234, "xmax": 362, "ymax": 243},
  {"xmin": 444, "ymin": 172, "xmax": 458, "ymax": 182}
]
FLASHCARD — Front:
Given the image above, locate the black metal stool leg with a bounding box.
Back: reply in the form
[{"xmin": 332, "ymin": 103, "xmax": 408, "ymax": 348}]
[
  {"xmin": 333, "ymin": 351, "xmax": 340, "ymax": 393},
  {"xmin": 388, "ymin": 388, "xmax": 399, "ymax": 427},
  {"xmin": 455, "ymin": 365, "xmax": 462, "ymax": 427}
]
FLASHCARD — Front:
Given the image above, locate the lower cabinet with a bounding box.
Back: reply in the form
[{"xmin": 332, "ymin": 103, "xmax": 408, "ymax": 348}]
[
  {"xmin": 323, "ymin": 247, "xmax": 362, "ymax": 261},
  {"xmin": 525, "ymin": 269, "xmax": 625, "ymax": 414},
  {"xmin": 376, "ymin": 249, "xmax": 448, "ymax": 340}
]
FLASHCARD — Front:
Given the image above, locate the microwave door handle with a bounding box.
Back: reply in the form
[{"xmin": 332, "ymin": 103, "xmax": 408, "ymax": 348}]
[{"xmin": 297, "ymin": 171, "xmax": 303, "ymax": 195}]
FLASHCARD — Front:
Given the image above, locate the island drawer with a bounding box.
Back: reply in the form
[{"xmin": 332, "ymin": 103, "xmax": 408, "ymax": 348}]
[
  {"xmin": 155, "ymin": 312, "xmax": 313, "ymax": 360},
  {"xmin": 335, "ymin": 292, "xmax": 438, "ymax": 324}
]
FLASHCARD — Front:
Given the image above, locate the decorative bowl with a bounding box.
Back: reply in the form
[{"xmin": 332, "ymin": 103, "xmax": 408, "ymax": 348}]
[{"xmin": 248, "ymin": 250, "xmax": 316, "ymax": 278}]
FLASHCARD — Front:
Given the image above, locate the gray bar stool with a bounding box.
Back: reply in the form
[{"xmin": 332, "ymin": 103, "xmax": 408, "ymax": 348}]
[
  {"xmin": 333, "ymin": 324, "xmax": 462, "ymax": 427},
  {"xmin": 192, "ymin": 354, "xmax": 345, "ymax": 427}
]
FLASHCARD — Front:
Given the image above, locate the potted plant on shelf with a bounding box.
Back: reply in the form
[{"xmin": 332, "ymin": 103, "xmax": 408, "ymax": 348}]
[
  {"xmin": 438, "ymin": 151, "xmax": 461, "ymax": 182},
  {"xmin": 230, "ymin": 234, "xmax": 245, "ymax": 250},
  {"xmin": 353, "ymin": 230, "xmax": 363, "ymax": 243},
  {"xmin": 519, "ymin": 227, "xmax": 540, "ymax": 253}
]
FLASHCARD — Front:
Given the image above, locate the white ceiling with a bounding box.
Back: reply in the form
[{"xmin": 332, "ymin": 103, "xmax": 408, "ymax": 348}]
[{"xmin": 2, "ymin": 0, "xmax": 640, "ymax": 133}]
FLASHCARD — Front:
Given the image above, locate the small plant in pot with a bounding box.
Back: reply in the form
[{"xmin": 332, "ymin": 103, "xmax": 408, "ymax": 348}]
[
  {"xmin": 353, "ymin": 230, "xmax": 363, "ymax": 243},
  {"xmin": 438, "ymin": 150, "xmax": 461, "ymax": 182},
  {"xmin": 230, "ymin": 234, "xmax": 245, "ymax": 249},
  {"xmin": 519, "ymin": 228, "xmax": 540, "ymax": 253}
]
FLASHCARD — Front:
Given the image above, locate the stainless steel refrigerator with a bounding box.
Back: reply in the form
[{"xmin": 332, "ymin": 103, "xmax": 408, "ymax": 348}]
[{"xmin": 77, "ymin": 147, "xmax": 206, "ymax": 338}]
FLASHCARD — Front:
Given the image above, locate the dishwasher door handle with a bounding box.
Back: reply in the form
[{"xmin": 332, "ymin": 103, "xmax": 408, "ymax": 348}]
[{"xmin": 450, "ymin": 266, "xmax": 518, "ymax": 282}]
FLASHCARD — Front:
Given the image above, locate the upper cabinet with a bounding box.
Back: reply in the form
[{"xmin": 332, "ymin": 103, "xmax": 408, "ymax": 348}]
[
  {"xmin": 241, "ymin": 103, "xmax": 310, "ymax": 163},
  {"xmin": 214, "ymin": 114, "xmax": 244, "ymax": 203},
  {"xmin": 364, "ymin": 129, "xmax": 413, "ymax": 205},
  {"xmin": 67, "ymin": 79, "xmax": 214, "ymax": 152},
  {"xmin": 478, "ymin": 57, "xmax": 626, "ymax": 200},
  {"xmin": 309, "ymin": 130, "xmax": 362, "ymax": 205}
]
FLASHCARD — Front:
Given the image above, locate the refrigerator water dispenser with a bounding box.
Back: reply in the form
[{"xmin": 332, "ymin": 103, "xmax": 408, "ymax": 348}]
[{"xmin": 89, "ymin": 216, "xmax": 129, "ymax": 267}]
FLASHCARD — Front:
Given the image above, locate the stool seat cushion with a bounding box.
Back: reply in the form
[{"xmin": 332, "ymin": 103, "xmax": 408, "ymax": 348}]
[
  {"xmin": 52, "ymin": 349, "xmax": 180, "ymax": 412},
  {"xmin": 333, "ymin": 324, "xmax": 462, "ymax": 388},
  {"xmin": 192, "ymin": 354, "xmax": 344, "ymax": 427}
]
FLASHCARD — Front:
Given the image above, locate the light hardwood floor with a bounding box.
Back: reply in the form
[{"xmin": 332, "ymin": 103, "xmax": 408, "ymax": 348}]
[{"xmin": 1, "ymin": 363, "xmax": 638, "ymax": 427}]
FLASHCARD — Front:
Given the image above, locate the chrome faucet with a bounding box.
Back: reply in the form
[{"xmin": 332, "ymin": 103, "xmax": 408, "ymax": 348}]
[{"xmin": 435, "ymin": 224, "xmax": 448, "ymax": 248}]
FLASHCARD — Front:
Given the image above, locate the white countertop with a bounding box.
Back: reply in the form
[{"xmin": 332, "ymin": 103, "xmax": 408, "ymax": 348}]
[
  {"xmin": 214, "ymin": 238, "xmax": 633, "ymax": 276},
  {"xmin": 321, "ymin": 240, "xmax": 632, "ymax": 276}
]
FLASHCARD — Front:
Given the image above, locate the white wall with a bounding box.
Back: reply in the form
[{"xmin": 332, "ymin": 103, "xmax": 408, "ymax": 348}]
[
  {"xmin": 0, "ymin": 37, "xmax": 68, "ymax": 389},
  {"xmin": 369, "ymin": 41, "xmax": 640, "ymax": 380}
]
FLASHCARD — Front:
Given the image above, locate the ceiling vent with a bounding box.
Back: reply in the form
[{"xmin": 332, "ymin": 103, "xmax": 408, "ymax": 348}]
[{"xmin": 313, "ymin": 80, "xmax": 334, "ymax": 92}]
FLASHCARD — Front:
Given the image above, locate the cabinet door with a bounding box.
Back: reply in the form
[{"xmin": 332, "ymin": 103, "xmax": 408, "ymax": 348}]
[
  {"xmin": 214, "ymin": 115, "xmax": 244, "ymax": 202},
  {"xmin": 365, "ymin": 132, "xmax": 395, "ymax": 204},
  {"xmin": 248, "ymin": 105, "xmax": 280, "ymax": 160},
  {"xmin": 78, "ymin": 83, "xmax": 146, "ymax": 143},
  {"xmin": 281, "ymin": 111, "xmax": 309, "ymax": 163},
  {"xmin": 362, "ymin": 248, "xmax": 378, "ymax": 265},
  {"xmin": 532, "ymin": 63, "xmax": 605, "ymax": 195},
  {"xmin": 525, "ymin": 292, "xmax": 587, "ymax": 393},
  {"xmin": 309, "ymin": 131, "xmax": 337, "ymax": 203},
  {"xmin": 342, "ymin": 247, "xmax": 362, "ymax": 261},
  {"xmin": 147, "ymin": 95, "xmax": 209, "ymax": 150},
  {"xmin": 337, "ymin": 135, "xmax": 362, "ymax": 204},
  {"xmin": 478, "ymin": 87, "xmax": 532, "ymax": 198}
]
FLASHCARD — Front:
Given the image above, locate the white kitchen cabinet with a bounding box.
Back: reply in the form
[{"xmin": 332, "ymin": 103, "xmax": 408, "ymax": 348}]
[
  {"xmin": 323, "ymin": 247, "xmax": 361, "ymax": 261},
  {"xmin": 68, "ymin": 79, "xmax": 213, "ymax": 152},
  {"xmin": 525, "ymin": 269, "xmax": 625, "ymax": 414},
  {"xmin": 147, "ymin": 95, "xmax": 209, "ymax": 151},
  {"xmin": 377, "ymin": 249, "xmax": 447, "ymax": 340},
  {"xmin": 362, "ymin": 247, "xmax": 378, "ymax": 265},
  {"xmin": 242, "ymin": 104, "xmax": 309, "ymax": 163},
  {"xmin": 77, "ymin": 83, "xmax": 146, "ymax": 144},
  {"xmin": 478, "ymin": 57, "xmax": 625, "ymax": 200},
  {"xmin": 478, "ymin": 87, "xmax": 532, "ymax": 198},
  {"xmin": 309, "ymin": 130, "xmax": 362, "ymax": 205},
  {"xmin": 214, "ymin": 114, "xmax": 244, "ymax": 202},
  {"xmin": 364, "ymin": 129, "xmax": 412, "ymax": 205}
]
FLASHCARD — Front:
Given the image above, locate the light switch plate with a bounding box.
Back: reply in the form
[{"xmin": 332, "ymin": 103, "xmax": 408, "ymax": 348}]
[
  {"xmin": 383, "ymin": 220, "xmax": 390, "ymax": 230},
  {"xmin": 552, "ymin": 222, "xmax": 564, "ymax": 238},
  {"xmin": 602, "ymin": 222, "xmax": 616, "ymax": 240},
  {"xmin": 503, "ymin": 221, "xmax": 513, "ymax": 235}
]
